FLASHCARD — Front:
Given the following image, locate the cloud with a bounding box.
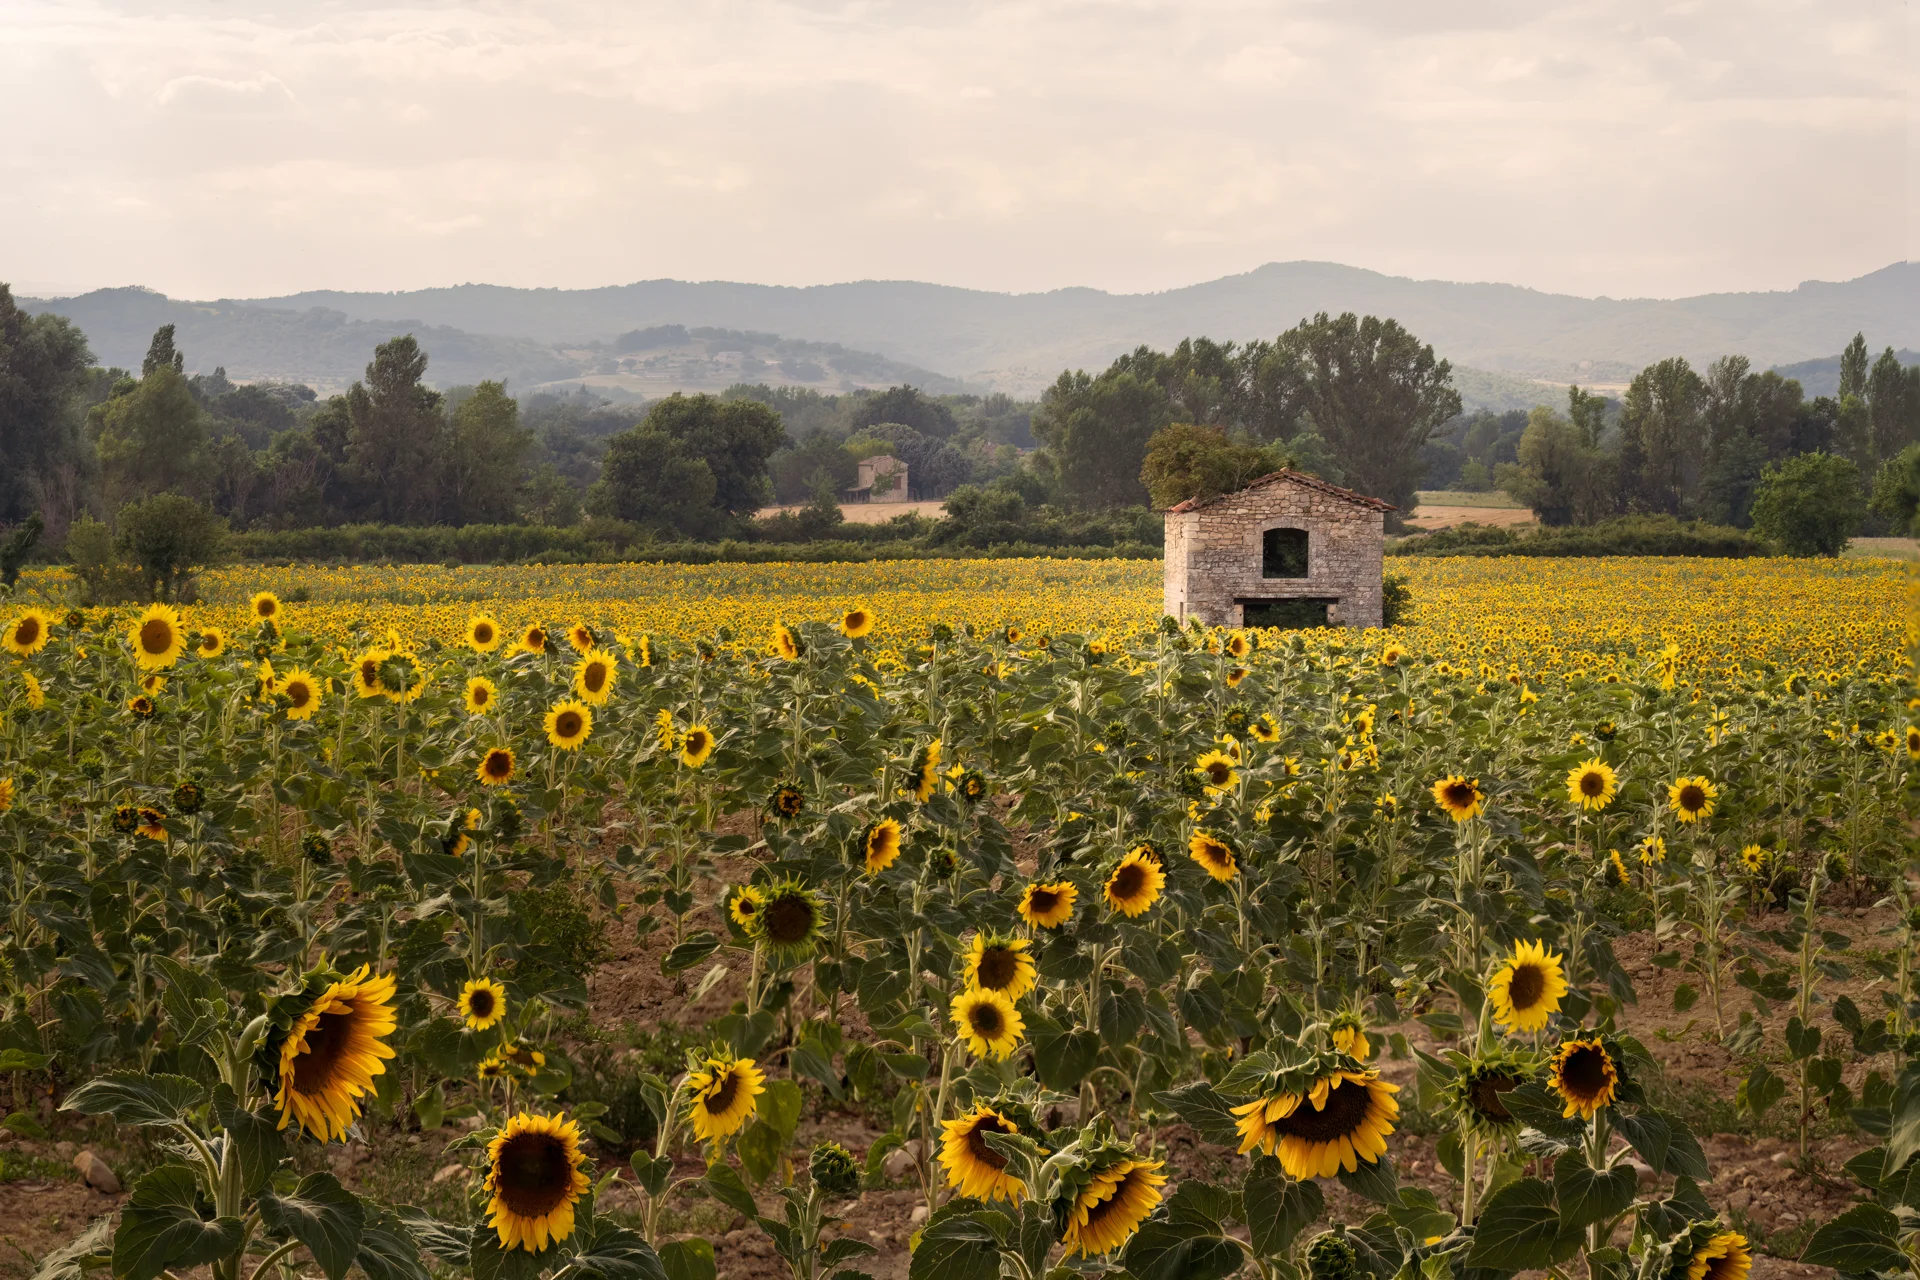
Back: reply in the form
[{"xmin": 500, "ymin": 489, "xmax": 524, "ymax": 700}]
[{"xmin": 0, "ymin": 0, "xmax": 1910, "ymax": 302}]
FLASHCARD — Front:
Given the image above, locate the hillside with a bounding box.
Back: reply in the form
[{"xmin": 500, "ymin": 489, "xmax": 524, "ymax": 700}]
[{"xmin": 233, "ymin": 260, "xmax": 1918, "ymax": 394}]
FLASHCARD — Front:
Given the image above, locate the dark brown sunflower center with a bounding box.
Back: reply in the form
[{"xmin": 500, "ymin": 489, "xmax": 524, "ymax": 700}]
[
  {"xmin": 474, "ymin": 624, "xmax": 493, "ymax": 643},
  {"xmin": 1198, "ymin": 840, "xmax": 1229, "ymax": 866},
  {"xmin": 1112, "ymin": 864, "xmax": 1147, "ymax": 898},
  {"xmin": 473, "ymin": 686, "xmax": 490, "ymax": 705},
  {"xmin": 287, "ymin": 682, "xmax": 312, "ymax": 708},
  {"xmin": 1508, "ymin": 963, "xmax": 1546, "ymax": 1009},
  {"xmin": 494, "ymin": 1131, "xmax": 575, "ymax": 1218},
  {"xmin": 1205, "ymin": 762, "xmax": 1232, "ymax": 784},
  {"xmin": 139, "ymin": 619, "xmax": 173, "ymax": 654},
  {"xmin": 1699, "ymin": 1249, "xmax": 1745, "ymax": 1280},
  {"xmin": 467, "ymin": 989, "xmax": 496, "ymax": 1018},
  {"xmin": 584, "ymin": 663, "xmax": 608, "ymax": 691},
  {"xmin": 1470, "ymin": 1074, "xmax": 1518, "ymax": 1121},
  {"xmin": 702, "ymin": 1070, "xmax": 740, "ymax": 1114},
  {"xmin": 1559, "ymin": 1047, "xmax": 1612, "ymax": 1098},
  {"xmin": 527, "ymin": 629, "xmax": 546, "ymax": 648},
  {"xmin": 977, "ymin": 947, "xmax": 1019, "ymax": 990},
  {"xmin": 1678, "ymin": 785, "xmax": 1706, "ymax": 811},
  {"xmin": 765, "ymin": 896, "xmax": 815, "ymax": 944},
  {"xmin": 965, "ymin": 1116, "xmax": 1012, "ymax": 1169},
  {"xmin": 1579, "ymin": 771, "xmax": 1606, "ymax": 797},
  {"xmin": 1272, "ymin": 1078, "xmax": 1373, "ymax": 1143},
  {"xmin": 847, "ymin": 612, "xmax": 868, "ymax": 630},
  {"xmin": 359, "ymin": 661, "xmax": 379, "ymax": 685},
  {"xmin": 14, "ymin": 619, "xmax": 39, "ymax": 645},
  {"xmin": 1026, "ymin": 888, "xmax": 1060, "ymax": 916},
  {"xmin": 1443, "ymin": 782, "xmax": 1476, "ymax": 808},
  {"xmin": 291, "ymin": 1006, "xmax": 356, "ymax": 1092},
  {"xmin": 555, "ymin": 712, "xmax": 582, "ymax": 738},
  {"xmin": 967, "ymin": 1002, "xmax": 1004, "ymax": 1038},
  {"xmin": 485, "ymin": 752, "xmax": 511, "ymax": 777},
  {"xmin": 687, "ymin": 732, "xmax": 711, "ymax": 754},
  {"xmin": 1079, "ymin": 1168, "xmax": 1142, "ymax": 1230}
]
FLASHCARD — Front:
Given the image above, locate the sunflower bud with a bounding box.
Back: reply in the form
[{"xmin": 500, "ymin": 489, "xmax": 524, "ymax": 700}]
[
  {"xmin": 1306, "ymin": 1231, "xmax": 1361, "ymax": 1280},
  {"xmin": 171, "ymin": 778, "xmax": 204, "ymax": 815},
  {"xmin": 110, "ymin": 803, "xmax": 138, "ymax": 834},
  {"xmin": 809, "ymin": 1141, "xmax": 861, "ymax": 1196},
  {"xmin": 302, "ymin": 833, "xmax": 332, "ymax": 865},
  {"xmin": 78, "ymin": 749, "xmax": 105, "ymax": 782}
]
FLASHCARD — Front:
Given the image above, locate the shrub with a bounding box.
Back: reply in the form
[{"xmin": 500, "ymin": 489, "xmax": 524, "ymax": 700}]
[
  {"xmin": 1390, "ymin": 515, "xmax": 1763, "ymax": 558},
  {"xmin": 1750, "ymin": 452, "xmax": 1865, "ymax": 557},
  {"xmin": 115, "ymin": 493, "xmax": 228, "ymax": 601},
  {"xmin": 65, "ymin": 514, "xmax": 148, "ymax": 605},
  {"xmin": 1382, "ymin": 570, "xmax": 1414, "ymax": 626}
]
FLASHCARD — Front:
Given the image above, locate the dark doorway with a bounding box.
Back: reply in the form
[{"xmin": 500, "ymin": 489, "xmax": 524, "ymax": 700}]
[
  {"xmin": 1262, "ymin": 527, "xmax": 1309, "ymax": 578},
  {"xmin": 1241, "ymin": 597, "xmax": 1337, "ymax": 629}
]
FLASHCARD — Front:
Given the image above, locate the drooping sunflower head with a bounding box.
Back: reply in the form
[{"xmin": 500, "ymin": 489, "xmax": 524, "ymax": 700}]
[
  {"xmin": 770, "ymin": 624, "xmax": 801, "ymax": 661},
  {"xmin": 1431, "ymin": 774, "xmax": 1485, "ymax": 823},
  {"xmin": 1566, "ymin": 758, "xmax": 1617, "ymax": 812},
  {"xmin": 684, "ymin": 1054, "xmax": 766, "ymax": 1143},
  {"xmin": 279, "ymin": 669, "xmax": 322, "ymax": 722},
  {"xmin": 808, "ymin": 1141, "xmax": 861, "ymax": 1197},
  {"xmin": 1447, "ymin": 1054, "xmax": 1532, "ymax": 1132},
  {"xmin": 460, "ymin": 977, "xmax": 508, "ymax": 1031},
  {"xmin": 958, "ymin": 769, "xmax": 988, "ymax": 802},
  {"xmin": 273, "ymin": 964, "xmax": 399, "ymax": 1141},
  {"xmin": 1488, "ymin": 939, "xmax": 1568, "ymax": 1034},
  {"xmin": 1194, "ymin": 750, "xmax": 1238, "ymax": 792},
  {"xmin": 768, "ymin": 784, "xmax": 805, "ymax": 821},
  {"xmin": 377, "ymin": 651, "xmax": 423, "ymax": 703},
  {"xmin": 950, "ymin": 988, "xmax": 1024, "ymax": 1061},
  {"xmin": 939, "ymin": 1104, "xmax": 1027, "ymax": 1202},
  {"xmin": 517, "ymin": 624, "xmax": 549, "ymax": 655},
  {"xmin": 484, "ymin": 1111, "xmax": 591, "ymax": 1253},
  {"xmin": 350, "ymin": 648, "xmax": 386, "ymax": 698},
  {"xmin": 910, "ymin": 739, "xmax": 943, "ymax": 802},
  {"xmin": 544, "ymin": 700, "xmax": 592, "ymax": 751},
  {"xmin": 1059, "ymin": 1156, "xmax": 1168, "ymax": 1258},
  {"xmin": 477, "ymin": 746, "xmax": 516, "ymax": 787},
  {"xmin": 442, "ymin": 807, "xmax": 481, "ymax": 857},
  {"xmin": 249, "ymin": 591, "xmax": 281, "ymax": 622},
  {"xmin": 1188, "ymin": 830, "xmax": 1238, "ymax": 883},
  {"xmin": 863, "ymin": 817, "xmax": 903, "ymax": 874},
  {"xmin": 1230, "ymin": 1066, "xmax": 1400, "ymax": 1180},
  {"xmin": 1104, "ymin": 850, "xmax": 1165, "ymax": 917},
  {"xmin": 727, "ymin": 884, "xmax": 767, "ymax": 935},
  {"xmin": 1674, "ymin": 1229, "xmax": 1752, "ymax": 1280},
  {"xmin": 128, "ymin": 604, "xmax": 185, "ymax": 671},
  {"xmin": 127, "ymin": 694, "xmax": 156, "ymax": 720},
  {"xmin": 573, "ymin": 649, "xmax": 618, "ymax": 705},
  {"xmin": 1018, "ymin": 880, "xmax": 1076, "ymax": 929},
  {"xmin": 566, "ymin": 621, "xmax": 596, "ymax": 655},
  {"xmin": 1549, "ymin": 1036, "xmax": 1620, "ymax": 1120},
  {"xmin": 1226, "ymin": 666, "xmax": 1249, "ymax": 687},
  {"xmin": 1249, "ymin": 715, "xmax": 1280, "ymax": 743},
  {"xmin": 760, "ymin": 879, "xmax": 823, "ymax": 962},
  {"xmin": 1226, "ymin": 631, "xmax": 1250, "ymax": 659},
  {"xmin": 135, "ymin": 807, "xmax": 166, "ymax": 840},
  {"xmin": 466, "ymin": 614, "xmax": 503, "ymax": 653},
  {"xmin": 1328, "ymin": 1011, "xmax": 1370, "ymax": 1061},
  {"xmin": 3, "ymin": 609, "xmax": 54, "ymax": 658},
  {"xmin": 464, "ymin": 677, "xmax": 497, "ymax": 715},
  {"xmin": 1669, "ymin": 775, "xmax": 1717, "ymax": 823},
  {"xmin": 965, "ymin": 932, "xmax": 1036, "ymax": 1000},
  {"xmin": 1003, "ymin": 624, "xmax": 1022, "ymax": 644},
  {"xmin": 840, "ymin": 606, "xmax": 875, "ymax": 639},
  {"xmin": 680, "ymin": 724, "xmax": 715, "ymax": 768},
  {"xmin": 111, "ymin": 803, "xmax": 138, "ymax": 834}
]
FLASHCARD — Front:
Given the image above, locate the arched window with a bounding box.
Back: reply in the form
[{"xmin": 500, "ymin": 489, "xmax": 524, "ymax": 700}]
[{"xmin": 1262, "ymin": 527, "xmax": 1309, "ymax": 578}]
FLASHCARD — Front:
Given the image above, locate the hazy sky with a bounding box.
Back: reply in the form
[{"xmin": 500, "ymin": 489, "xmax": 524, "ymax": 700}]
[{"xmin": 4, "ymin": 0, "xmax": 1913, "ymax": 301}]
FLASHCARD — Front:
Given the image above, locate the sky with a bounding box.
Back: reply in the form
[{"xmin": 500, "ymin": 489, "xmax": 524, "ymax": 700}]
[{"xmin": 3, "ymin": 0, "xmax": 1913, "ymax": 302}]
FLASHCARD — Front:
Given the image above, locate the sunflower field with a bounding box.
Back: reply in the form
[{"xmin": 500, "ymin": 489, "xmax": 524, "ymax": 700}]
[{"xmin": 0, "ymin": 555, "xmax": 1914, "ymax": 1280}]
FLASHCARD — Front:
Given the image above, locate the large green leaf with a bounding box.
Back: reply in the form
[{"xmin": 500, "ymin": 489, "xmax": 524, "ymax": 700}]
[
  {"xmin": 352, "ymin": 1209, "xmax": 430, "ymax": 1280},
  {"xmin": 112, "ymin": 1165, "xmax": 246, "ymax": 1280},
  {"xmin": 1552, "ymin": 1152, "xmax": 1635, "ymax": 1230},
  {"xmin": 1736, "ymin": 1065, "xmax": 1786, "ymax": 1121},
  {"xmin": 210, "ymin": 1084, "xmax": 286, "ymax": 1197},
  {"xmin": 906, "ymin": 1214, "xmax": 1001, "ymax": 1280},
  {"xmin": 258, "ymin": 1171, "xmax": 367, "ymax": 1280},
  {"xmin": 1243, "ymin": 1158, "xmax": 1322, "ymax": 1258},
  {"xmin": 469, "ymin": 1230, "xmax": 545, "ymax": 1280},
  {"xmin": 702, "ymin": 1162, "xmax": 760, "ymax": 1221},
  {"xmin": 1884, "ymin": 1063, "xmax": 1920, "ymax": 1172},
  {"xmin": 1028, "ymin": 1015, "xmax": 1099, "ymax": 1091},
  {"xmin": 1151, "ymin": 1081, "xmax": 1244, "ymax": 1146},
  {"xmin": 757, "ymin": 1079, "xmax": 804, "ymax": 1142},
  {"xmin": 567, "ymin": 1217, "xmax": 669, "ymax": 1280},
  {"xmin": 658, "ymin": 1238, "xmax": 715, "ymax": 1280},
  {"xmin": 1501, "ymin": 1082, "xmax": 1585, "ymax": 1141},
  {"xmin": 1800, "ymin": 1203, "xmax": 1907, "ymax": 1274},
  {"xmin": 1337, "ymin": 1154, "xmax": 1401, "ymax": 1206},
  {"xmin": 736, "ymin": 1120, "xmax": 783, "ymax": 1184},
  {"xmin": 1122, "ymin": 1220, "xmax": 1244, "ymax": 1280},
  {"xmin": 820, "ymin": 1239, "xmax": 879, "ymax": 1269},
  {"xmin": 1463, "ymin": 1177, "xmax": 1562, "ymax": 1273},
  {"xmin": 62, "ymin": 1073, "xmax": 206, "ymax": 1127},
  {"xmin": 394, "ymin": 1208, "xmax": 473, "ymax": 1266}
]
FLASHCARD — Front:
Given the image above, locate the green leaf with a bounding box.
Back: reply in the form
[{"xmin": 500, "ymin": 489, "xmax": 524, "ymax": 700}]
[
  {"xmin": 412, "ymin": 1082, "xmax": 445, "ymax": 1132},
  {"xmin": 210, "ymin": 1084, "xmax": 287, "ymax": 1197},
  {"xmin": 1670, "ymin": 984, "xmax": 1698, "ymax": 1013},
  {"xmin": 1552, "ymin": 1152, "xmax": 1635, "ymax": 1230},
  {"xmin": 1463, "ymin": 1177, "xmax": 1560, "ymax": 1272},
  {"xmin": 820, "ymin": 1239, "xmax": 879, "ymax": 1268},
  {"xmin": 62, "ymin": 1072, "xmax": 206, "ymax": 1127},
  {"xmin": 790, "ymin": 1039, "xmax": 844, "ymax": 1100},
  {"xmin": 1884, "ymin": 1063, "xmax": 1920, "ymax": 1172},
  {"xmin": 1123, "ymin": 1220, "xmax": 1243, "ymax": 1280},
  {"xmin": 1501, "ymin": 1081, "xmax": 1585, "ymax": 1140},
  {"xmin": 1737, "ymin": 1064, "xmax": 1786, "ymax": 1120},
  {"xmin": 568, "ymin": 1216, "xmax": 670, "ymax": 1280},
  {"xmin": 1800, "ymin": 1202, "xmax": 1907, "ymax": 1274},
  {"xmin": 1613, "ymin": 1111, "xmax": 1670, "ymax": 1173},
  {"xmin": 907, "ymin": 1213, "xmax": 1002, "ymax": 1280},
  {"xmin": 1784, "ymin": 1016, "xmax": 1821, "ymax": 1060},
  {"xmin": 1242, "ymin": 1158, "xmax": 1322, "ymax": 1258},
  {"xmin": 352, "ymin": 1209, "xmax": 430, "ymax": 1280},
  {"xmin": 758, "ymin": 1079, "xmax": 803, "ymax": 1142},
  {"xmin": 736, "ymin": 1120, "xmax": 782, "ymax": 1184},
  {"xmin": 27, "ymin": 1215, "xmax": 113, "ymax": 1280},
  {"xmin": 662, "ymin": 934, "xmax": 723, "ymax": 974},
  {"xmin": 1337, "ymin": 1154, "xmax": 1401, "ymax": 1206},
  {"xmin": 1151, "ymin": 1081, "xmax": 1244, "ymax": 1146},
  {"xmin": 394, "ymin": 1208, "xmax": 473, "ymax": 1265},
  {"xmin": 469, "ymin": 1228, "xmax": 546, "ymax": 1280},
  {"xmin": 258, "ymin": 1171, "xmax": 367, "ymax": 1280},
  {"xmin": 2, "ymin": 1110, "xmax": 49, "ymax": 1139},
  {"xmin": 113, "ymin": 1165, "xmax": 246, "ymax": 1280},
  {"xmin": 703, "ymin": 1161, "xmax": 760, "ymax": 1221},
  {"xmin": 1028, "ymin": 1015, "xmax": 1099, "ymax": 1091},
  {"xmin": 0, "ymin": 1047, "xmax": 50, "ymax": 1072},
  {"xmin": 658, "ymin": 1238, "xmax": 716, "ymax": 1280},
  {"xmin": 631, "ymin": 1152, "xmax": 672, "ymax": 1197}
]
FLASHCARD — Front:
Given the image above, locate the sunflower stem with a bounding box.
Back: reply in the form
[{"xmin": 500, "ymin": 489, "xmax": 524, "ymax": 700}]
[{"xmin": 245, "ymin": 1240, "xmax": 302, "ymax": 1280}]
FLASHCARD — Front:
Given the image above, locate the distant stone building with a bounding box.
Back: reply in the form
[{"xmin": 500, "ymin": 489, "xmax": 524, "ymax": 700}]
[
  {"xmin": 1162, "ymin": 469, "xmax": 1395, "ymax": 629},
  {"xmin": 846, "ymin": 454, "xmax": 909, "ymax": 503}
]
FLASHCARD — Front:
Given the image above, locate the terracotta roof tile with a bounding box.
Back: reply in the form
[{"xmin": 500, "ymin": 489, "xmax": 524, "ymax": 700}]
[{"xmin": 1162, "ymin": 469, "xmax": 1397, "ymax": 514}]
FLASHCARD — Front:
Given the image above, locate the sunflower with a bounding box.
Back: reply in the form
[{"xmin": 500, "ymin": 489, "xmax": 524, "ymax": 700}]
[
  {"xmin": 1003, "ymin": 624, "xmax": 1022, "ymax": 644},
  {"xmin": 768, "ymin": 784, "xmax": 805, "ymax": 821},
  {"xmin": 443, "ymin": 808, "xmax": 481, "ymax": 858},
  {"xmin": 1566, "ymin": 758, "xmax": 1617, "ymax": 812},
  {"xmin": 910, "ymin": 740, "xmax": 943, "ymax": 802},
  {"xmin": 466, "ymin": 614, "xmax": 504, "ymax": 653},
  {"xmin": 563, "ymin": 621, "xmax": 595, "ymax": 655},
  {"xmin": 1230, "ymin": 1067, "xmax": 1400, "ymax": 1179},
  {"xmin": 1188, "ymin": 830, "xmax": 1238, "ymax": 882},
  {"xmin": 1637, "ymin": 834, "xmax": 1667, "ymax": 865},
  {"xmin": 376, "ymin": 651, "xmax": 424, "ymax": 703},
  {"xmin": 727, "ymin": 884, "xmax": 767, "ymax": 934},
  {"xmin": 1226, "ymin": 631, "xmax": 1250, "ymax": 659},
  {"xmin": 1061, "ymin": 1158, "xmax": 1167, "ymax": 1258},
  {"xmin": 951, "ymin": 988, "xmax": 1024, "ymax": 1060},
  {"xmin": 20, "ymin": 671, "xmax": 43, "ymax": 707},
  {"xmin": 351, "ymin": 649, "xmax": 388, "ymax": 698},
  {"xmin": 3, "ymin": 609, "xmax": 54, "ymax": 657},
  {"xmin": 1448, "ymin": 1056, "xmax": 1529, "ymax": 1132},
  {"xmin": 1104, "ymin": 849, "xmax": 1165, "ymax": 917},
  {"xmin": 1549, "ymin": 1036, "xmax": 1619, "ymax": 1119},
  {"xmin": 464, "ymin": 677, "xmax": 498, "ymax": 715},
  {"xmin": 1431, "ymin": 775, "xmax": 1484, "ymax": 823},
  {"xmin": 685, "ymin": 1054, "xmax": 765, "ymax": 1143},
  {"xmin": 197, "ymin": 628, "xmax": 226, "ymax": 657},
  {"xmin": 1487, "ymin": 939, "xmax": 1568, "ymax": 1034},
  {"xmin": 840, "ymin": 606, "xmax": 875, "ymax": 638},
  {"xmin": 514, "ymin": 624, "xmax": 549, "ymax": 656},
  {"xmin": 1608, "ymin": 849, "xmax": 1631, "ymax": 884},
  {"xmin": 279, "ymin": 669, "xmax": 323, "ymax": 722},
  {"xmin": 1018, "ymin": 880, "xmax": 1076, "ymax": 929},
  {"xmin": 569, "ymin": 649, "xmax": 617, "ymax": 706},
  {"xmin": 128, "ymin": 604, "xmax": 185, "ymax": 671},
  {"xmin": 1669, "ymin": 775, "xmax": 1717, "ymax": 823},
  {"xmin": 1329, "ymin": 1012, "xmax": 1370, "ymax": 1060},
  {"xmin": 250, "ymin": 592, "xmax": 282, "ymax": 623},
  {"xmin": 1680, "ymin": 1231, "xmax": 1752, "ymax": 1280},
  {"xmin": 1249, "ymin": 715, "xmax": 1280, "ymax": 743},
  {"xmin": 1194, "ymin": 750, "xmax": 1238, "ymax": 794},
  {"xmin": 484, "ymin": 1111, "xmax": 591, "ymax": 1253},
  {"xmin": 939, "ymin": 1104, "xmax": 1026, "ymax": 1202},
  {"xmin": 679, "ymin": 723, "xmax": 715, "ymax": 768},
  {"xmin": 863, "ymin": 817, "xmax": 902, "ymax": 874},
  {"xmin": 0, "ymin": 777, "xmax": 12, "ymax": 814},
  {"xmin": 964, "ymin": 933, "xmax": 1036, "ymax": 1000},
  {"xmin": 460, "ymin": 977, "xmax": 508, "ymax": 1032},
  {"xmin": 127, "ymin": 695, "xmax": 155, "ymax": 720},
  {"xmin": 1907, "ymin": 725, "xmax": 1920, "ymax": 760},
  {"xmin": 275, "ymin": 965, "xmax": 399, "ymax": 1141},
  {"xmin": 478, "ymin": 1057, "xmax": 509, "ymax": 1082},
  {"xmin": 144, "ymin": 671, "xmax": 170, "ymax": 695},
  {"xmin": 771, "ymin": 624, "xmax": 800, "ymax": 661},
  {"xmin": 111, "ymin": 804, "xmax": 138, "ymax": 834},
  {"xmin": 477, "ymin": 747, "xmax": 516, "ymax": 787},
  {"xmin": 1739, "ymin": 844, "xmax": 1769, "ymax": 873},
  {"xmin": 544, "ymin": 700, "xmax": 592, "ymax": 751},
  {"xmin": 760, "ymin": 879, "xmax": 824, "ymax": 962}
]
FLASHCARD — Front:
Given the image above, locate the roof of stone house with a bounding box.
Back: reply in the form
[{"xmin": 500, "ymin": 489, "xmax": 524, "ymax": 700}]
[{"xmin": 1162, "ymin": 468, "xmax": 1398, "ymax": 514}]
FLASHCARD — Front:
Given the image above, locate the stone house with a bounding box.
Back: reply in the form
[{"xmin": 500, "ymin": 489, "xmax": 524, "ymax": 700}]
[
  {"xmin": 846, "ymin": 455, "xmax": 909, "ymax": 503},
  {"xmin": 1162, "ymin": 469, "xmax": 1395, "ymax": 628}
]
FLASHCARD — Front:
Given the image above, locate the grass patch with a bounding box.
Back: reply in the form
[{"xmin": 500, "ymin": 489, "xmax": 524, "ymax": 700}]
[
  {"xmin": 1414, "ymin": 490, "xmax": 1525, "ymax": 509},
  {"xmin": 0, "ymin": 1150, "xmax": 77, "ymax": 1183}
]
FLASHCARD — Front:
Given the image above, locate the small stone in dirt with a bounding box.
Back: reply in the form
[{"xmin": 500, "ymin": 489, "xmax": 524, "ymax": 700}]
[
  {"xmin": 432, "ymin": 1163, "xmax": 469, "ymax": 1185},
  {"xmin": 74, "ymin": 1150, "xmax": 121, "ymax": 1194},
  {"xmin": 459, "ymin": 1115, "xmax": 485, "ymax": 1130},
  {"xmin": 54, "ymin": 1141, "xmax": 76, "ymax": 1159},
  {"xmin": 883, "ymin": 1142, "xmax": 920, "ymax": 1182},
  {"xmin": 407, "ymin": 1135, "xmax": 422, "ymax": 1145},
  {"xmin": 909, "ymin": 1205, "xmax": 929, "ymax": 1225},
  {"xmin": 1770, "ymin": 1151, "xmax": 1793, "ymax": 1166}
]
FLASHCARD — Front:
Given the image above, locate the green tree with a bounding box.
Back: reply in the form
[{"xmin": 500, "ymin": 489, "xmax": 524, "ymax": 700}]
[
  {"xmin": 1031, "ymin": 368, "xmax": 1170, "ymax": 508},
  {"xmin": 0, "ymin": 283, "xmax": 95, "ymax": 525},
  {"xmin": 114, "ymin": 492, "xmax": 228, "ymax": 600},
  {"xmin": 1139, "ymin": 423, "xmax": 1284, "ymax": 509},
  {"xmin": 850, "ymin": 385, "xmax": 956, "ymax": 439},
  {"xmin": 446, "ymin": 381, "xmax": 534, "ymax": 524},
  {"xmin": 1838, "ymin": 332, "xmax": 1870, "ymax": 400},
  {"xmin": 345, "ymin": 335, "xmax": 446, "ymax": 523},
  {"xmin": 521, "ymin": 463, "xmax": 582, "ymax": 527},
  {"xmin": 1749, "ymin": 452, "xmax": 1865, "ymax": 556},
  {"xmin": 588, "ymin": 428, "xmax": 720, "ymax": 534},
  {"xmin": 141, "ymin": 323, "xmax": 184, "ymax": 378},
  {"xmin": 636, "ymin": 393, "xmax": 784, "ymax": 517},
  {"xmin": 770, "ymin": 430, "xmax": 858, "ymax": 504},
  {"xmin": 1618, "ymin": 357, "xmax": 1705, "ymax": 514},
  {"xmin": 1869, "ymin": 443, "xmax": 1920, "ymax": 536},
  {"xmin": 1494, "ymin": 404, "xmax": 1610, "ymax": 526},
  {"xmin": 1567, "ymin": 384, "xmax": 1610, "ymax": 448},
  {"xmin": 1867, "ymin": 347, "xmax": 1920, "ymax": 463},
  {"xmin": 91, "ymin": 364, "xmax": 211, "ymax": 503}
]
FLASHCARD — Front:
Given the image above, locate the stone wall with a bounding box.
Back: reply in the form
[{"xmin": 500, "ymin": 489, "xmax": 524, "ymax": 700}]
[{"xmin": 1163, "ymin": 480, "xmax": 1386, "ymax": 628}]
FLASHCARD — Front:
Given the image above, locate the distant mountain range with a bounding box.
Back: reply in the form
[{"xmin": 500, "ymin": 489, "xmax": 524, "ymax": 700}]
[{"xmin": 19, "ymin": 260, "xmax": 1915, "ymax": 404}]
